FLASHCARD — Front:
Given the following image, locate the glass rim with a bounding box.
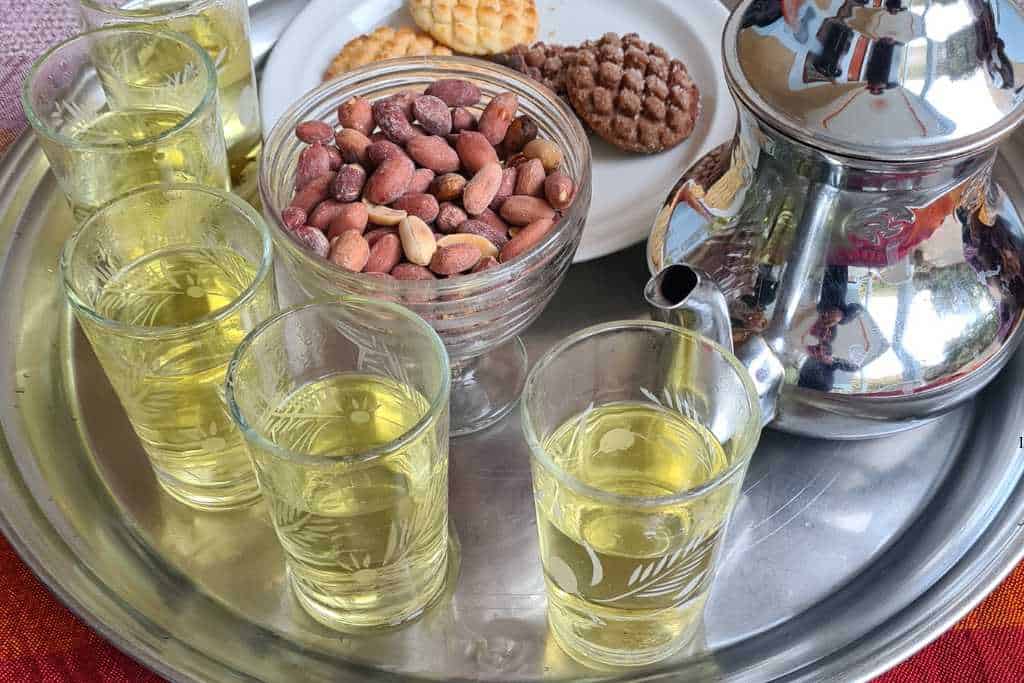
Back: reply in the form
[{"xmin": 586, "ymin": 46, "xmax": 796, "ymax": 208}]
[
  {"xmin": 60, "ymin": 183, "xmax": 274, "ymax": 338},
  {"xmin": 21, "ymin": 25, "xmax": 219, "ymax": 152},
  {"xmin": 259, "ymin": 56, "xmax": 593, "ymax": 297},
  {"xmin": 79, "ymin": 0, "xmax": 219, "ymax": 19},
  {"xmin": 224, "ymin": 298, "xmax": 452, "ymax": 468},
  {"xmin": 521, "ymin": 320, "xmax": 762, "ymax": 509}
]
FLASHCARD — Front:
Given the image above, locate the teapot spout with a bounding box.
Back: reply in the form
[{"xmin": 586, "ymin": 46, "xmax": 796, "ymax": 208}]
[
  {"xmin": 645, "ymin": 264, "xmax": 784, "ymax": 426},
  {"xmin": 645, "ymin": 264, "xmax": 735, "ymax": 353}
]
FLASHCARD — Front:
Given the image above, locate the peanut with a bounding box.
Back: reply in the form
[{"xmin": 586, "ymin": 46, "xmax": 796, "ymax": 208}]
[
  {"xmin": 399, "ymin": 215, "xmax": 437, "ymax": 266},
  {"xmin": 471, "ymin": 255, "xmax": 499, "ymax": 273},
  {"xmin": 501, "ymin": 115, "xmax": 538, "ymax": 156},
  {"xmin": 309, "ymin": 199, "xmax": 346, "ymax": 229},
  {"xmin": 409, "ymin": 167, "xmax": 435, "ymax": 194},
  {"xmin": 438, "ymin": 233, "xmax": 499, "ymax": 259},
  {"xmin": 337, "ymin": 96, "xmax": 374, "ymax": 135},
  {"xmin": 544, "ymin": 170, "xmax": 575, "ymax": 210},
  {"xmin": 295, "ymin": 144, "xmax": 332, "ymax": 188},
  {"xmin": 387, "ymin": 91, "xmax": 418, "ymax": 120},
  {"xmin": 499, "ymin": 195, "xmax": 556, "ymax": 225},
  {"xmin": 373, "ymin": 100, "xmax": 416, "ymax": 144},
  {"xmin": 391, "ymin": 263, "xmax": 437, "ymax": 280},
  {"xmin": 366, "ymin": 140, "xmax": 409, "ymax": 167},
  {"xmin": 281, "ymin": 206, "xmax": 306, "ymax": 231},
  {"xmin": 292, "ymin": 225, "xmax": 330, "ymax": 259},
  {"xmin": 290, "ymin": 173, "xmax": 334, "ymax": 213},
  {"xmin": 430, "ymin": 173, "xmax": 466, "ymax": 202},
  {"xmin": 326, "ymin": 202, "xmax": 368, "ymax": 238},
  {"xmin": 430, "ymin": 243, "xmax": 481, "ymax": 275},
  {"xmin": 406, "ymin": 135, "xmax": 460, "ymax": 174},
  {"xmin": 500, "ymin": 218, "xmax": 555, "ymax": 262},
  {"xmin": 426, "ymin": 79, "xmax": 481, "ymax": 107},
  {"xmin": 450, "ymin": 106, "xmax": 477, "ymax": 132},
  {"xmin": 523, "ymin": 138, "xmax": 562, "ymax": 172},
  {"xmin": 478, "ymin": 92, "xmax": 517, "ymax": 146},
  {"xmin": 456, "ymin": 131, "xmax": 499, "ymax": 173},
  {"xmin": 329, "ymin": 230, "xmax": 370, "ymax": 272},
  {"xmin": 436, "ymin": 201, "xmax": 468, "ymax": 234},
  {"xmin": 458, "ymin": 218, "xmax": 509, "ymax": 248},
  {"xmin": 335, "ymin": 128, "xmax": 371, "ymax": 164},
  {"xmin": 296, "ymin": 120, "xmax": 334, "ymax": 144},
  {"xmin": 412, "ymin": 95, "xmax": 452, "ymax": 136},
  {"xmin": 393, "ymin": 193, "xmax": 439, "ymax": 223},
  {"xmin": 365, "ymin": 202, "xmax": 407, "ymax": 226},
  {"xmin": 463, "ymin": 162, "xmax": 503, "ymax": 216},
  {"xmin": 491, "ymin": 167, "xmax": 517, "ymax": 210},
  {"xmin": 325, "ymin": 145, "xmax": 342, "ymax": 170},
  {"xmin": 331, "ymin": 163, "xmax": 367, "ymax": 202},
  {"xmin": 478, "ymin": 207, "xmax": 510, "ymax": 234},
  {"xmin": 514, "ymin": 158, "xmax": 546, "ymax": 197},
  {"xmin": 364, "ymin": 156, "xmax": 414, "ymax": 204},
  {"xmin": 365, "ymin": 233, "xmax": 402, "ymax": 273},
  {"xmin": 364, "ymin": 226, "xmax": 398, "ymax": 246}
]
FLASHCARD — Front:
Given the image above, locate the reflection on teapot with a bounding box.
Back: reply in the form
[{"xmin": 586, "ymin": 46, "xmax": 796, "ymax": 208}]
[{"xmin": 647, "ymin": 0, "xmax": 1024, "ymax": 439}]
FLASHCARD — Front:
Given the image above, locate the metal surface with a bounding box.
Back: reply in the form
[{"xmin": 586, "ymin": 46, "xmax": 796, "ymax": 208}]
[
  {"xmin": 0, "ymin": 130, "xmax": 1023, "ymax": 682},
  {"xmin": 726, "ymin": 0, "xmax": 1024, "ymax": 162},
  {"xmin": 649, "ymin": 78, "xmax": 1024, "ymax": 439}
]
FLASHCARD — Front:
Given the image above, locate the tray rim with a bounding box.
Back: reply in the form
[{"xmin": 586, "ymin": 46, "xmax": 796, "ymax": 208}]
[{"xmin": 1, "ymin": 124, "xmax": 1024, "ymax": 682}]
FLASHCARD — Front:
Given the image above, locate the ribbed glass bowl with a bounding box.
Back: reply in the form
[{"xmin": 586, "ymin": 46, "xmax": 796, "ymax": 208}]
[{"xmin": 260, "ymin": 57, "xmax": 592, "ymax": 435}]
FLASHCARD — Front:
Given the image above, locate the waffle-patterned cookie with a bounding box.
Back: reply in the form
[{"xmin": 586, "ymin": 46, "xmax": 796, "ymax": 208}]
[
  {"xmin": 409, "ymin": 0, "xmax": 538, "ymax": 56},
  {"xmin": 324, "ymin": 27, "xmax": 453, "ymax": 80},
  {"xmin": 491, "ymin": 42, "xmax": 577, "ymax": 96},
  {"xmin": 566, "ymin": 33, "xmax": 701, "ymax": 153}
]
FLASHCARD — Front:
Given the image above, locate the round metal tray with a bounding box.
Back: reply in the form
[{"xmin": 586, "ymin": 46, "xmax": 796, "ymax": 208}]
[{"xmin": 2, "ymin": 125, "xmax": 1024, "ymax": 682}]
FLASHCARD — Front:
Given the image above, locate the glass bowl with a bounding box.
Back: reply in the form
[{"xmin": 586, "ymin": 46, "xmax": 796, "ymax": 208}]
[{"xmin": 260, "ymin": 57, "xmax": 592, "ymax": 436}]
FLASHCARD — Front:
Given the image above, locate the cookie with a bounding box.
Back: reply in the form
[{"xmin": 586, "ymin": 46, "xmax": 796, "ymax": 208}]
[
  {"xmin": 565, "ymin": 32, "xmax": 701, "ymax": 154},
  {"xmin": 324, "ymin": 27, "xmax": 453, "ymax": 80},
  {"xmin": 491, "ymin": 42, "xmax": 577, "ymax": 96},
  {"xmin": 409, "ymin": 0, "xmax": 538, "ymax": 56}
]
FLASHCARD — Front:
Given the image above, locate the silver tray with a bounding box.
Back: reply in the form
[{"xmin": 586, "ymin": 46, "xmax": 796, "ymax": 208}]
[{"xmin": 3, "ymin": 123, "xmax": 1024, "ymax": 682}]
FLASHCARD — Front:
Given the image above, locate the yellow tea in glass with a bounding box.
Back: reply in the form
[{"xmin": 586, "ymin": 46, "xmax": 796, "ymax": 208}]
[
  {"xmin": 61, "ymin": 184, "xmax": 277, "ymax": 510},
  {"xmin": 79, "ymin": 0, "xmax": 262, "ymax": 193},
  {"xmin": 22, "ymin": 27, "xmax": 229, "ymax": 221},
  {"xmin": 522, "ymin": 321, "xmax": 763, "ymax": 668},
  {"xmin": 226, "ymin": 300, "xmax": 453, "ymax": 631}
]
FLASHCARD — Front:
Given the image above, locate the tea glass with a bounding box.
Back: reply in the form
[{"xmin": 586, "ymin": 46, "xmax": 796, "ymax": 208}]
[
  {"xmin": 78, "ymin": 0, "xmax": 262, "ymax": 193},
  {"xmin": 61, "ymin": 183, "xmax": 276, "ymax": 510},
  {"xmin": 22, "ymin": 26, "xmax": 229, "ymax": 221},
  {"xmin": 225, "ymin": 300, "xmax": 452, "ymax": 632},
  {"xmin": 521, "ymin": 321, "xmax": 762, "ymax": 668}
]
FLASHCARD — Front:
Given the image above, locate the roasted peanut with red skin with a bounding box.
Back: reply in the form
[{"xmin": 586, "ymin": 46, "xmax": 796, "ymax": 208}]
[
  {"xmin": 337, "ymin": 96, "xmax": 374, "ymax": 135},
  {"xmin": 364, "ymin": 226, "xmax": 398, "ymax": 246},
  {"xmin": 426, "ymin": 79, "xmax": 481, "ymax": 107},
  {"xmin": 281, "ymin": 206, "xmax": 307, "ymax": 231},
  {"xmin": 458, "ymin": 218, "xmax": 509, "ymax": 248},
  {"xmin": 478, "ymin": 92, "xmax": 517, "ymax": 146},
  {"xmin": 471, "ymin": 255, "xmax": 499, "ymax": 273},
  {"xmin": 436, "ymin": 201, "xmax": 468, "ymax": 233},
  {"xmin": 409, "ymin": 167, "xmax": 435, "ymax": 194},
  {"xmin": 515, "ymin": 158, "xmax": 546, "ymax": 197},
  {"xmin": 500, "ymin": 195, "xmax": 556, "ymax": 225},
  {"xmin": 463, "ymin": 162, "xmax": 503, "ymax": 216},
  {"xmin": 491, "ymin": 167, "xmax": 517, "ymax": 210},
  {"xmin": 456, "ymin": 131, "xmax": 499, "ymax": 173},
  {"xmin": 391, "ymin": 263, "xmax": 437, "ymax": 280},
  {"xmin": 430, "ymin": 243, "xmax": 481, "ymax": 275},
  {"xmin": 324, "ymin": 145, "xmax": 342, "ymax": 170},
  {"xmin": 329, "ymin": 230, "xmax": 370, "ymax": 272},
  {"xmin": 295, "ymin": 144, "xmax": 332, "ymax": 188},
  {"xmin": 478, "ymin": 207, "xmax": 510, "ymax": 234},
  {"xmin": 365, "ymin": 233, "xmax": 402, "ymax": 273},
  {"xmin": 326, "ymin": 202, "xmax": 368, "ymax": 238},
  {"xmin": 332, "ymin": 163, "xmax": 367, "ymax": 202},
  {"xmin": 450, "ymin": 106, "xmax": 477, "ymax": 132},
  {"xmin": 290, "ymin": 173, "xmax": 334, "ymax": 213},
  {"xmin": 500, "ymin": 217, "xmax": 555, "ymax": 262},
  {"xmin": 296, "ymin": 120, "xmax": 334, "ymax": 144},
  {"xmin": 364, "ymin": 156, "xmax": 414, "ymax": 205},
  {"xmin": 335, "ymin": 128, "xmax": 371, "ymax": 164},
  {"xmin": 544, "ymin": 170, "xmax": 575, "ymax": 210},
  {"xmin": 293, "ymin": 226, "xmax": 330, "ymax": 258},
  {"xmin": 309, "ymin": 200, "xmax": 347, "ymax": 229},
  {"xmin": 501, "ymin": 115, "xmax": 538, "ymax": 156},
  {"xmin": 406, "ymin": 135, "xmax": 460, "ymax": 174},
  {"xmin": 412, "ymin": 95, "xmax": 452, "ymax": 136},
  {"xmin": 393, "ymin": 193, "xmax": 440, "ymax": 223},
  {"xmin": 373, "ymin": 100, "xmax": 417, "ymax": 144},
  {"xmin": 366, "ymin": 140, "xmax": 409, "ymax": 167}
]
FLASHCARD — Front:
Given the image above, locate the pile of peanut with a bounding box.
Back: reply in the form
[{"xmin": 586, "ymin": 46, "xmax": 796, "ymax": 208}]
[{"xmin": 283, "ymin": 78, "xmax": 576, "ymax": 279}]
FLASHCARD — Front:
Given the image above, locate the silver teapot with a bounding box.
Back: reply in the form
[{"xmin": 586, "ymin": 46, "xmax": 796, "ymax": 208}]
[{"xmin": 647, "ymin": 0, "xmax": 1024, "ymax": 439}]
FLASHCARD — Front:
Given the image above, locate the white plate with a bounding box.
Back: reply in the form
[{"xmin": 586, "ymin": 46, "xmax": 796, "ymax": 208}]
[{"xmin": 260, "ymin": 0, "xmax": 735, "ymax": 262}]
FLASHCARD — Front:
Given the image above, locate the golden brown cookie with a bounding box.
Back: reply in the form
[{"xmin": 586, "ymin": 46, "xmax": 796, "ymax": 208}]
[
  {"xmin": 324, "ymin": 27, "xmax": 453, "ymax": 80},
  {"xmin": 566, "ymin": 33, "xmax": 701, "ymax": 154},
  {"xmin": 409, "ymin": 0, "xmax": 538, "ymax": 56}
]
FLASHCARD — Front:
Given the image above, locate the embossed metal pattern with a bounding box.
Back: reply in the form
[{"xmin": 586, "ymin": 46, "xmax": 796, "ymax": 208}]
[{"xmin": 725, "ymin": 0, "xmax": 1024, "ymax": 161}]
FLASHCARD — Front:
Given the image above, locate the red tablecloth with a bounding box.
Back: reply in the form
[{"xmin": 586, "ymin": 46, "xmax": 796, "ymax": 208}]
[{"xmin": 2, "ymin": 1, "xmax": 1024, "ymax": 681}]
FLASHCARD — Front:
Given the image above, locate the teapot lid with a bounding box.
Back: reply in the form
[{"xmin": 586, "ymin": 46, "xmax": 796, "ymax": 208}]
[{"xmin": 725, "ymin": 0, "xmax": 1024, "ymax": 162}]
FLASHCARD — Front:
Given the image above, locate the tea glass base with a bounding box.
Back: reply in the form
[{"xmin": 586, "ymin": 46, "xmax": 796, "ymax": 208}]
[
  {"xmin": 154, "ymin": 473, "xmax": 261, "ymax": 512},
  {"xmin": 288, "ymin": 532, "xmax": 461, "ymax": 634},
  {"xmin": 451, "ymin": 336, "xmax": 528, "ymax": 436},
  {"xmin": 548, "ymin": 612, "xmax": 702, "ymax": 670}
]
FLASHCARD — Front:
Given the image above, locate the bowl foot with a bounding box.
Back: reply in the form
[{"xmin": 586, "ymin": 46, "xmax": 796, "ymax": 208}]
[{"xmin": 451, "ymin": 337, "xmax": 528, "ymax": 436}]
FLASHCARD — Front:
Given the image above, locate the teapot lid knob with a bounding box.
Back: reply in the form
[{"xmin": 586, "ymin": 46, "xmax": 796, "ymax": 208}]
[{"xmin": 726, "ymin": 0, "xmax": 1024, "ymax": 161}]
